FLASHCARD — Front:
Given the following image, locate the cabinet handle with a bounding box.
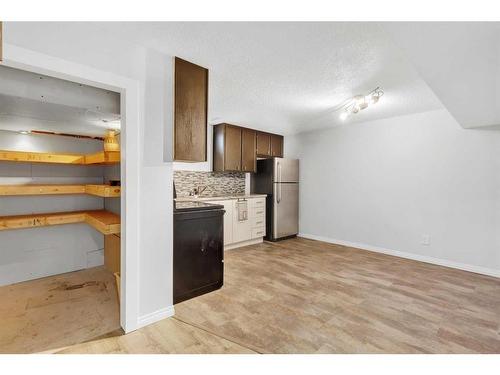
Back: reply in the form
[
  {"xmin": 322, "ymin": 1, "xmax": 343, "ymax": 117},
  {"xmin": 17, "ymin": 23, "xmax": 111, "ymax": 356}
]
[{"xmin": 256, "ymin": 221, "xmax": 263, "ymax": 225}]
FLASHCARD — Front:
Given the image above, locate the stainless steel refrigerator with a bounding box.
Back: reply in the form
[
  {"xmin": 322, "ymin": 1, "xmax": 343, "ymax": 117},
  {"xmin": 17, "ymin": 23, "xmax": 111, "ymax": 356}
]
[{"xmin": 252, "ymin": 158, "xmax": 299, "ymax": 241}]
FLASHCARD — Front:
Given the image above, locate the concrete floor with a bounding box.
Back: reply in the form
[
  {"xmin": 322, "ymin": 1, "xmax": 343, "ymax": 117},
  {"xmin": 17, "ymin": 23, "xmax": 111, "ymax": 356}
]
[{"xmin": 0, "ymin": 266, "xmax": 121, "ymax": 353}]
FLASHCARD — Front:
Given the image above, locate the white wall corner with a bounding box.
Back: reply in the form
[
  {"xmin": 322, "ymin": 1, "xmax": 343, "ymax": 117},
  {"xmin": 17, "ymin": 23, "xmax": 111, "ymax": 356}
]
[
  {"xmin": 298, "ymin": 233, "xmax": 500, "ymax": 279},
  {"xmin": 137, "ymin": 305, "xmax": 175, "ymax": 330}
]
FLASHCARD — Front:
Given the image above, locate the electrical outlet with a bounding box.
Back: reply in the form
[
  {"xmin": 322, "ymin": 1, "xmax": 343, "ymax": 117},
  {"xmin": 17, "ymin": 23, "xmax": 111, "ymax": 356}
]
[{"xmin": 421, "ymin": 234, "xmax": 431, "ymax": 246}]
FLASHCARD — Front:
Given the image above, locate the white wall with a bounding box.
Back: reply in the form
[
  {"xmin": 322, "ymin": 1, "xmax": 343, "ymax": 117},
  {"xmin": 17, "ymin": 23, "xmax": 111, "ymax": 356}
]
[
  {"xmin": 0, "ymin": 131, "xmax": 105, "ymax": 285},
  {"xmin": 4, "ymin": 22, "xmax": 174, "ymax": 327},
  {"xmin": 286, "ymin": 109, "xmax": 500, "ymax": 275}
]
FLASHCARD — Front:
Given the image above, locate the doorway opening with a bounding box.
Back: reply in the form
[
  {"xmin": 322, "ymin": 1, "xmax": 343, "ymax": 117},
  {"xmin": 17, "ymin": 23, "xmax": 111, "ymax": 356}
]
[{"xmin": 0, "ymin": 64, "xmax": 125, "ymax": 353}]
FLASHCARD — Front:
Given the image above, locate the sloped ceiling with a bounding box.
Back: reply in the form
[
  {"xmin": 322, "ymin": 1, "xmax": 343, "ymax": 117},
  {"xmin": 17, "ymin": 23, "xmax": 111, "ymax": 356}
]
[{"xmin": 381, "ymin": 22, "xmax": 500, "ymax": 129}]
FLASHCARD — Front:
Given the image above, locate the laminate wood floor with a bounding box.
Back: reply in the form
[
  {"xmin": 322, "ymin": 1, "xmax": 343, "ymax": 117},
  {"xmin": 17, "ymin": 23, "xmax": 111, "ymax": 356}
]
[
  {"xmin": 55, "ymin": 317, "xmax": 255, "ymax": 354},
  {"xmin": 0, "ymin": 266, "xmax": 121, "ymax": 353},
  {"xmin": 60, "ymin": 237, "xmax": 500, "ymax": 354},
  {"xmin": 177, "ymin": 238, "xmax": 500, "ymax": 353}
]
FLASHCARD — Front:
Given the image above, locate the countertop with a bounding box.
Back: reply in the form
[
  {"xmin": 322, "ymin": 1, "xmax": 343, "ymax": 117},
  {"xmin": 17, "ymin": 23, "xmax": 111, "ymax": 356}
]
[
  {"xmin": 174, "ymin": 200, "xmax": 224, "ymax": 212},
  {"xmin": 175, "ymin": 194, "xmax": 267, "ymax": 202}
]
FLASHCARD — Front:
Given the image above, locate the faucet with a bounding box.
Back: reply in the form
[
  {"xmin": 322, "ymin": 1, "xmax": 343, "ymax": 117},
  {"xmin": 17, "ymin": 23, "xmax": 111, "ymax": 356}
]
[{"xmin": 191, "ymin": 185, "xmax": 208, "ymax": 197}]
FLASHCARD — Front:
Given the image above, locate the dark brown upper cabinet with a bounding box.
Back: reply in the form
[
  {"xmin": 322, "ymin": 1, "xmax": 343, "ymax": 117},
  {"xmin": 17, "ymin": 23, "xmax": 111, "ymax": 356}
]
[
  {"xmin": 173, "ymin": 57, "xmax": 208, "ymax": 162},
  {"xmin": 213, "ymin": 124, "xmax": 243, "ymax": 172},
  {"xmin": 256, "ymin": 131, "xmax": 283, "ymax": 158},
  {"xmin": 213, "ymin": 124, "xmax": 282, "ymax": 173},
  {"xmin": 270, "ymin": 134, "xmax": 284, "ymax": 157},
  {"xmin": 241, "ymin": 128, "xmax": 257, "ymax": 173},
  {"xmin": 256, "ymin": 131, "xmax": 271, "ymax": 157}
]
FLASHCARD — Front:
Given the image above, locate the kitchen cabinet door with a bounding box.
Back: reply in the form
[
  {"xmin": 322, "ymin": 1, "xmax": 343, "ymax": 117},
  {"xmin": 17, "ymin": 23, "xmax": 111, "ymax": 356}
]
[
  {"xmin": 224, "ymin": 125, "xmax": 242, "ymax": 171},
  {"xmin": 174, "ymin": 57, "xmax": 208, "ymax": 162},
  {"xmin": 270, "ymin": 134, "xmax": 284, "ymax": 157},
  {"xmin": 232, "ymin": 200, "xmax": 252, "ymax": 243},
  {"xmin": 241, "ymin": 128, "xmax": 256, "ymax": 172},
  {"xmin": 209, "ymin": 200, "xmax": 234, "ymax": 246},
  {"xmin": 256, "ymin": 131, "xmax": 271, "ymax": 157}
]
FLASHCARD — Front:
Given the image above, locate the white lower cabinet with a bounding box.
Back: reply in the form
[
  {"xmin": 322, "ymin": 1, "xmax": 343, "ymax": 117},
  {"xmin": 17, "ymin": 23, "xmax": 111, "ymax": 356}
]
[
  {"xmin": 251, "ymin": 227, "xmax": 265, "ymax": 238},
  {"xmin": 208, "ymin": 200, "xmax": 234, "ymax": 245},
  {"xmin": 233, "ymin": 200, "xmax": 251, "ymax": 243},
  {"xmin": 206, "ymin": 197, "xmax": 266, "ymax": 250}
]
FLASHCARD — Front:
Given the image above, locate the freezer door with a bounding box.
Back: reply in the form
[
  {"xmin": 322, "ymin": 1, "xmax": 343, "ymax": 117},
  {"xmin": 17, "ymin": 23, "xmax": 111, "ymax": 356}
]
[
  {"xmin": 273, "ymin": 158, "xmax": 299, "ymax": 183},
  {"xmin": 273, "ymin": 182, "xmax": 299, "ymax": 238}
]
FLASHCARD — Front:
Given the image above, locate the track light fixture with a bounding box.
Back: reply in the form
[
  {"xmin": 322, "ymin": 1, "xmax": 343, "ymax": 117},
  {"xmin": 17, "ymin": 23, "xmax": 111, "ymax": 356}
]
[{"xmin": 338, "ymin": 87, "xmax": 384, "ymax": 121}]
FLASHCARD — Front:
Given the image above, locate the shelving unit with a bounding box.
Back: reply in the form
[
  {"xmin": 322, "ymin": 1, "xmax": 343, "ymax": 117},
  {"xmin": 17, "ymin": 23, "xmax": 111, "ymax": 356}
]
[
  {"xmin": 0, "ymin": 210, "xmax": 120, "ymax": 235},
  {"xmin": 0, "ymin": 184, "xmax": 121, "ymax": 197},
  {"xmin": 0, "ymin": 142, "xmax": 122, "ymax": 306},
  {"xmin": 0, "ymin": 149, "xmax": 120, "ymax": 165},
  {"xmin": 0, "ymin": 148, "xmax": 121, "ymax": 232}
]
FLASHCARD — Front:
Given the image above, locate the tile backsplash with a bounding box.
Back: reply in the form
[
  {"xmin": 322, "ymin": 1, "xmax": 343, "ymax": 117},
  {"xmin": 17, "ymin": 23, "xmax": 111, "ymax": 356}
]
[{"xmin": 174, "ymin": 170, "xmax": 246, "ymax": 197}]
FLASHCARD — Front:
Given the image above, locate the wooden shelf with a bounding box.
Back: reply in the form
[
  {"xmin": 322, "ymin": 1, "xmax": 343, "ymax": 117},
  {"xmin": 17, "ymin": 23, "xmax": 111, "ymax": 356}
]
[
  {"xmin": 0, "ymin": 184, "xmax": 85, "ymax": 196},
  {"xmin": 0, "ymin": 149, "xmax": 120, "ymax": 165},
  {"xmin": 85, "ymin": 185, "xmax": 121, "ymax": 197},
  {"xmin": 0, "ymin": 184, "xmax": 121, "ymax": 197},
  {"xmin": 0, "ymin": 210, "xmax": 120, "ymax": 235},
  {"xmin": 84, "ymin": 151, "xmax": 120, "ymax": 165},
  {"xmin": 85, "ymin": 210, "xmax": 121, "ymax": 235}
]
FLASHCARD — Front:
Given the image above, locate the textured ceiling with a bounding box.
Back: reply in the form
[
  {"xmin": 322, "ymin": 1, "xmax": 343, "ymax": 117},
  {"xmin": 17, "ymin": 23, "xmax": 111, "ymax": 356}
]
[
  {"xmin": 95, "ymin": 22, "xmax": 443, "ymax": 135},
  {"xmin": 3, "ymin": 22, "xmax": 445, "ymax": 136}
]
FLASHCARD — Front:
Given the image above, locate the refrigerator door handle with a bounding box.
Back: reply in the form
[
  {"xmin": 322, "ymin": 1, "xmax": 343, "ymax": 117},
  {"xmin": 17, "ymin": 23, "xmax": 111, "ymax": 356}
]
[{"xmin": 276, "ymin": 160, "xmax": 282, "ymax": 204}]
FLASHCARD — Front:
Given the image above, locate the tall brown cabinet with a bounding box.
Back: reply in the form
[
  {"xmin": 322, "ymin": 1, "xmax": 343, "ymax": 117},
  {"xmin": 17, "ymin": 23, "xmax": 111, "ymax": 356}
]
[{"xmin": 173, "ymin": 57, "xmax": 208, "ymax": 162}]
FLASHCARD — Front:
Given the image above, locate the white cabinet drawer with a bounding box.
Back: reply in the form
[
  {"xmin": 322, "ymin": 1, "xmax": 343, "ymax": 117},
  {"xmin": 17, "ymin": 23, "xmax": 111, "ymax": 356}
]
[
  {"xmin": 252, "ymin": 216, "xmax": 265, "ymax": 229},
  {"xmin": 251, "ymin": 227, "xmax": 266, "ymax": 238},
  {"xmin": 252, "ymin": 207, "xmax": 266, "ymax": 218},
  {"xmin": 249, "ymin": 198, "xmax": 265, "ymax": 208}
]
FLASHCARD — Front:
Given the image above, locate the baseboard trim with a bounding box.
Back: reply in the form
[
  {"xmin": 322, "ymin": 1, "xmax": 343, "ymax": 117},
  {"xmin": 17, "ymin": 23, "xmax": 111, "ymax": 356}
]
[
  {"xmin": 137, "ymin": 306, "xmax": 175, "ymax": 329},
  {"xmin": 225, "ymin": 237, "xmax": 263, "ymax": 251},
  {"xmin": 298, "ymin": 233, "xmax": 500, "ymax": 278}
]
